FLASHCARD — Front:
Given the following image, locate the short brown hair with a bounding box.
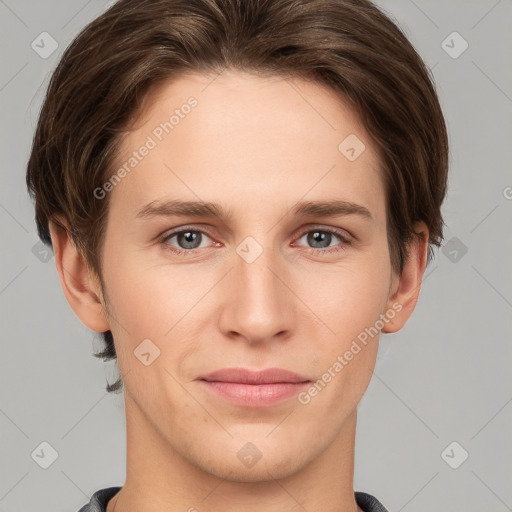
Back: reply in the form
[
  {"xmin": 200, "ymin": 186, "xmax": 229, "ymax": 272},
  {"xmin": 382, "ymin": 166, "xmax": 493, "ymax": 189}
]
[{"xmin": 26, "ymin": 0, "xmax": 449, "ymax": 393}]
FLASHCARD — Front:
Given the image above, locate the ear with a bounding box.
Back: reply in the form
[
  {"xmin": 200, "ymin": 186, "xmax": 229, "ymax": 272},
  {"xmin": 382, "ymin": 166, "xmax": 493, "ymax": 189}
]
[
  {"xmin": 381, "ymin": 221, "xmax": 429, "ymax": 334},
  {"xmin": 48, "ymin": 216, "xmax": 110, "ymax": 333}
]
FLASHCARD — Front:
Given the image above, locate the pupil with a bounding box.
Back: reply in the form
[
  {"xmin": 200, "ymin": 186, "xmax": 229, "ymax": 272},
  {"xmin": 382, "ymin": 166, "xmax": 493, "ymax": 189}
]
[
  {"xmin": 309, "ymin": 231, "xmax": 330, "ymax": 249},
  {"xmin": 180, "ymin": 231, "xmax": 200, "ymax": 249}
]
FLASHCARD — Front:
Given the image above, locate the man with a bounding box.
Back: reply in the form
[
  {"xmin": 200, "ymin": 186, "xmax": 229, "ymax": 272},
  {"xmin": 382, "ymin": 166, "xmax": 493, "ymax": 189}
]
[{"xmin": 26, "ymin": 1, "xmax": 448, "ymax": 510}]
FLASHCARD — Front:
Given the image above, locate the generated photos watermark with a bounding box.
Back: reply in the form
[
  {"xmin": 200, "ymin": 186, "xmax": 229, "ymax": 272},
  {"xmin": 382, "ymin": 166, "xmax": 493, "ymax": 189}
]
[
  {"xmin": 298, "ymin": 301, "xmax": 402, "ymax": 405},
  {"xmin": 93, "ymin": 96, "xmax": 198, "ymax": 200}
]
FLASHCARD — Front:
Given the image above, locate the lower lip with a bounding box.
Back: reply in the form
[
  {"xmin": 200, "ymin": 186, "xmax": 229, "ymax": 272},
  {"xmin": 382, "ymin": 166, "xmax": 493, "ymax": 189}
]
[{"xmin": 199, "ymin": 381, "xmax": 310, "ymax": 407}]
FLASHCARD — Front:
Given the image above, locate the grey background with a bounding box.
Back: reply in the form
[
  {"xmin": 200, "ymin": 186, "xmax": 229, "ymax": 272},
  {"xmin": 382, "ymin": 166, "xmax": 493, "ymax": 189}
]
[{"xmin": 1, "ymin": 0, "xmax": 511, "ymax": 511}]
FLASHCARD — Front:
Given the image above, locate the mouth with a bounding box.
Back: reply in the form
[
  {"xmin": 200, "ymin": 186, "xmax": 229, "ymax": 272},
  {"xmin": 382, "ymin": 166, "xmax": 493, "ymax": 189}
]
[{"xmin": 196, "ymin": 368, "xmax": 311, "ymax": 407}]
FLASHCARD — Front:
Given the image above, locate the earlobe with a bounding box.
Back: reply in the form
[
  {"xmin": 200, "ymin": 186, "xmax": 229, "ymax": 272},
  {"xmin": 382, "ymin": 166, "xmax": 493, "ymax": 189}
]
[
  {"xmin": 381, "ymin": 222, "xmax": 429, "ymax": 334},
  {"xmin": 48, "ymin": 216, "xmax": 110, "ymax": 333}
]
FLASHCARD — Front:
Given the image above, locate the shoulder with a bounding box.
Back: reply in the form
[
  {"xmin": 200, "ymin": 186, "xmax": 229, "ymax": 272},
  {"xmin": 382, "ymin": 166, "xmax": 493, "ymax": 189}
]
[
  {"xmin": 355, "ymin": 491, "xmax": 390, "ymax": 512},
  {"xmin": 77, "ymin": 487, "xmax": 121, "ymax": 512}
]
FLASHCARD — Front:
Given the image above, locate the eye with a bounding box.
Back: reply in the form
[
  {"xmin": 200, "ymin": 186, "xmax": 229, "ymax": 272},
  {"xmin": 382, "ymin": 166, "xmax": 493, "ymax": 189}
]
[
  {"xmin": 159, "ymin": 225, "xmax": 352, "ymax": 257},
  {"xmin": 160, "ymin": 228, "xmax": 217, "ymax": 255},
  {"xmin": 293, "ymin": 227, "xmax": 352, "ymax": 255}
]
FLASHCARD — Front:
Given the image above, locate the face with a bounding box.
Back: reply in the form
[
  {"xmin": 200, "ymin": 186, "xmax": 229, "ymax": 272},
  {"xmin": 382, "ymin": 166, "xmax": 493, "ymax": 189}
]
[{"xmin": 96, "ymin": 70, "xmax": 400, "ymax": 481}]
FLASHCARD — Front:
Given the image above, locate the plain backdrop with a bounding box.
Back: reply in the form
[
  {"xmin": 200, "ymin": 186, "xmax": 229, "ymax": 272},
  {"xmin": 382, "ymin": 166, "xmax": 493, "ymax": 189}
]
[{"xmin": 1, "ymin": 1, "xmax": 511, "ymax": 511}]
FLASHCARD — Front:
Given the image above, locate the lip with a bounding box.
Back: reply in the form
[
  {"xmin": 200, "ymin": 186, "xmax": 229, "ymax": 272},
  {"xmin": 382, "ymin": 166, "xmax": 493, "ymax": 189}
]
[
  {"xmin": 197, "ymin": 368, "xmax": 311, "ymax": 407},
  {"xmin": 200, "ymin": 368, "xmax": 309, "ymax": 384}
]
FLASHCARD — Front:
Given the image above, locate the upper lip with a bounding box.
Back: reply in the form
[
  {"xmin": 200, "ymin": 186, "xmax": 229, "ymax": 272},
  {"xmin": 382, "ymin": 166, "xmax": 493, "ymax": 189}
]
[{"xmin": 198, "ymin": 368, "xmax": 310, "ymax": 384}]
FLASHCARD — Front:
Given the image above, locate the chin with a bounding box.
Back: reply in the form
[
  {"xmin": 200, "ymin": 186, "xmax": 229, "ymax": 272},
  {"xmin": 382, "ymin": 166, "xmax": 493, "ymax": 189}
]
[
  {"xmin": 189, "ymin": 435, "xmax": 311, "ymax": 484},
  {"xmin": 204, "ymin": 455, "xmax": 303, "ymax": 484}
]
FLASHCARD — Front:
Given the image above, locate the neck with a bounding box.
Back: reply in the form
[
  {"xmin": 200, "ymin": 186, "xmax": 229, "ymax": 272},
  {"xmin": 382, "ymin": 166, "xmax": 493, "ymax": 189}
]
[{"xmin": 108, "ymin": 393, "xmax": 362, "ymax": 512}]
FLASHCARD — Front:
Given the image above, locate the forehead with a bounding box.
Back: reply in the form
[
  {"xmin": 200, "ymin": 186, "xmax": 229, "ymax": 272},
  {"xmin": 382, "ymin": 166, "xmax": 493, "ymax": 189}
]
[{"xmin": 108, "ymin": 70, "xmax": 386, "ymax": 227}]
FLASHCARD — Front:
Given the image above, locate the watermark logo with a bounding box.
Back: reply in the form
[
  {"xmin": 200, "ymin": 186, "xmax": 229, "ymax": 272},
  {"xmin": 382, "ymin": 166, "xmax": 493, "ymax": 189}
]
[
  {"xmin": 31, "ymin": 32, "xmax": 58, "ymax": 59},
  {"xmin": 237, "ymin": 442, "xmax": 263, "ymax": 468},
  {"xmin": 442, "ymin": 236, "xmax": 468, "ymax": 263},
  {"xmin": 31, "ymin": 441, "xmax": 59, "ymax": 469},
  {"xmin": 441, "ymin": 31, "xmax": 469, "ymax": 59},
  {"xmin": 236, "ymin": 236, "xmax": 264, "ymax": 264},
  {"xmin": 441, "ymin": 441, "xmax": 469, "ymax": 469},
  {"xmin": 338, "ymin": 134, "xmax": 366, "ymax": 161},
  {"xmin": 32, "ymin": 240, "xmax": 53, "ymax": 263},
  {"xmin": 134, "ymin": 338, "xmax": 161, "ymax": 366}
]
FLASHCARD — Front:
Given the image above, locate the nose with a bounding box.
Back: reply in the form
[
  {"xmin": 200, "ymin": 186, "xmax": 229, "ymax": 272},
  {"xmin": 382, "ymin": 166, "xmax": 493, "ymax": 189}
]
[{"xmin": 217, "ymin": 241, "xmax": 296, "ymax": 346}]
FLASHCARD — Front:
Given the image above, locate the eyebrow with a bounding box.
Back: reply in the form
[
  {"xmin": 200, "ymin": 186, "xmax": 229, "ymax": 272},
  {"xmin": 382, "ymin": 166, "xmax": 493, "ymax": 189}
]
[{"xmin": 135, "ymin": 199, "xmax": 373, "ymax": 222}]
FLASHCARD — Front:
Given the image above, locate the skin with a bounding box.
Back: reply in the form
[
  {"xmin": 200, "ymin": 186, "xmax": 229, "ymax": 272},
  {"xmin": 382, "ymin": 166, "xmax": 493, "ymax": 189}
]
[{"xmin": 49, "ymin": 70, "xmax": 428, "ymax": 512}]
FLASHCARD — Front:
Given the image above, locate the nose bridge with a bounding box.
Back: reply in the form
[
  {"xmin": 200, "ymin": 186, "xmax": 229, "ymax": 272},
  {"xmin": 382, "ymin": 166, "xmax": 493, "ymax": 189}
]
[
  {"xmin": 235, "ymin": 235, "xmax": 283, "ymax": 307},
  {"xmin": 220, "ymin": 234, "xmax": 293, "ymax": 341}
]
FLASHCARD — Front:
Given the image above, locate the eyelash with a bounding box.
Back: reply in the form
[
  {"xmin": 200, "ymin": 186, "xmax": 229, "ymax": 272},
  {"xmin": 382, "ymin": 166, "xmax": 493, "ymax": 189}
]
[{"xmin": 158, "ymin": 225, "xmax": 352, "ymax": 257}]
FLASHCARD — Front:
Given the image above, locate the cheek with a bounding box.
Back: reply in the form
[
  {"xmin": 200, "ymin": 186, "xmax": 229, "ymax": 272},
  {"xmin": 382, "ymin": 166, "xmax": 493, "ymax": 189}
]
[
  {"xmin": 292, "ymin": 249, "xmax": 390, "ymax": 401},
  {"xmin": 294, "ymin": 265, "xmax": 388, "ymax": 420},
  {"xmin": 300, "ymin": 252, "xmax": 391, "ymax": 344},
  {"xmin": 101, "ymin": 253, "xmax": 211, "ymax": 374}
]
